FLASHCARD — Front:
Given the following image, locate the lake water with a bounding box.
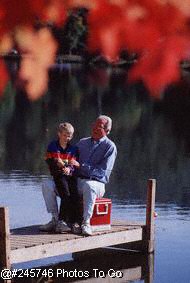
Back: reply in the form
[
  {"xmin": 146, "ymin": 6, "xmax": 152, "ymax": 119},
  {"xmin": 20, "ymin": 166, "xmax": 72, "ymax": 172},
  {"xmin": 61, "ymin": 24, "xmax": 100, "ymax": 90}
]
[{"xmin": 0, "ymin": 63, "xmax": 190, "ymax": 282}]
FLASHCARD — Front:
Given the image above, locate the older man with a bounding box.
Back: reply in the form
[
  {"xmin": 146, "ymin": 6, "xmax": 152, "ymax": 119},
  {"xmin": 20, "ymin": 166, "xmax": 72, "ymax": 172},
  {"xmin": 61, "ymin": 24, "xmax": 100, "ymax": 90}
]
[
  {"xmin": 40, "ymin": 115, "xmax": 117, "ymax": 235},
  {"xmin": 71, "ymin": 115, "xmax": 117, "ymax": 235}
]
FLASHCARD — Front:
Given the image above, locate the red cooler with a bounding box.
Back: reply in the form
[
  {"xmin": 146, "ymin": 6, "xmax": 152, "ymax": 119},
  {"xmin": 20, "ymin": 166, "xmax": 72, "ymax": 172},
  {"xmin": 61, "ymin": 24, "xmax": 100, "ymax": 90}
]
[{"xmin": 90, "ymin": 198, "xmax": 112, "ymax": 232}]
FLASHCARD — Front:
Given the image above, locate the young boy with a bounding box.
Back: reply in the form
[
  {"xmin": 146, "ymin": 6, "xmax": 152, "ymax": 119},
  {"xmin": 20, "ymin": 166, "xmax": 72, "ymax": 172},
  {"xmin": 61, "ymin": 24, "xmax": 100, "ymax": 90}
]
[{"xmin": 40, "ymin": 122, "xmax": 80, "ymax": 233}]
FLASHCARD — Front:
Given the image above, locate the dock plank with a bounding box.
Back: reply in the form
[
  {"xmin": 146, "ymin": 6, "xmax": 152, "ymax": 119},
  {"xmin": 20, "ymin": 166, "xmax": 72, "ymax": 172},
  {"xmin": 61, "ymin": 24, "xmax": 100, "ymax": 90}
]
[
  {"xmin": 10, "ymin": 222, "xmax": 142, "ymax": 247},
  {"xmin": 10, "ymin": 221, "xmax": 143, "ymax": 263}
]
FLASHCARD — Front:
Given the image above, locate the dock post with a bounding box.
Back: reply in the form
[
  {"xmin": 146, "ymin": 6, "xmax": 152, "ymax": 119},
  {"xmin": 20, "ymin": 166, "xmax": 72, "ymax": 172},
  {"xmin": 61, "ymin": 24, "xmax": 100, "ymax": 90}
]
[
  {"xmin": 143, "ymin": 253, "xmax": 154, "ymax": 283},
  {"xmin": 0, "ymin": 207, "xmax": 11, "ymax": 271},
  {"xmin": 143, "ymin": 179, "xmax": 156, "ymax": 253}
]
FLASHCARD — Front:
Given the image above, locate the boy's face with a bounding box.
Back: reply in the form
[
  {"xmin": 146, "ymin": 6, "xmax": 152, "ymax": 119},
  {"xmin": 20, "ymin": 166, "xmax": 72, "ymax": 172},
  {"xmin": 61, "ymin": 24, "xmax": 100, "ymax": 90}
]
[{"xmin": 58, "ymin": 130, "xmax": 73, "ymax": 144}]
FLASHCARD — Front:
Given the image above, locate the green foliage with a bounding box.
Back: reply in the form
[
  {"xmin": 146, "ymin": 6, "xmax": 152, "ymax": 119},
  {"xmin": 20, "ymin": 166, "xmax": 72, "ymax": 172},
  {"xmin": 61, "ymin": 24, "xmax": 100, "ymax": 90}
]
[{"xmin": 54, "ymin": 8, "xmax": 88, "ymax": 55}]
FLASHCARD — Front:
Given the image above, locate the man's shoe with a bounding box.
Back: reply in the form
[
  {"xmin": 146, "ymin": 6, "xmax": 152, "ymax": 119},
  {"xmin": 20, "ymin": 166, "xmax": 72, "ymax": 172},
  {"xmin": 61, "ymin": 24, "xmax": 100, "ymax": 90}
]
[
  {"xmin": 55, "ymin": 220, "xmax": 70, "ymax": 233},
  {"xmin": 39, "ymin": 218, "xmax": 57, "ymax": 232},
  {"xmin": 71, "ymin": 223, "xmax": 82, "ymax": 234},
  {"xmin": 81, "ymin": 223, "xmax": 92, "ymax": 236}
]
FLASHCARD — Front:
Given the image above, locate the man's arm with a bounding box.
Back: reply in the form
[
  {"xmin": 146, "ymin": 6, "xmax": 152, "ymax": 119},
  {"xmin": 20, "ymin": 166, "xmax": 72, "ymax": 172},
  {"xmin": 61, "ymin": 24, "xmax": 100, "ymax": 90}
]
[{"xmin": 79, "ymin": 144, "xmax": 117, "ymax": 183}]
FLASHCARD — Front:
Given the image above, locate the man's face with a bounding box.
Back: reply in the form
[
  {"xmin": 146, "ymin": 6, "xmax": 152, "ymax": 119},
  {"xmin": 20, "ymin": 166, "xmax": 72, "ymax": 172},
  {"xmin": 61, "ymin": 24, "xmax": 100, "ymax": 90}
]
[
  {"xmin": 92, "ymin": 118, "xmax": 107, "ymax": 140},
  {"xmin": 58, "ymin": 130, "xmax": 73, "ymax": 144}
]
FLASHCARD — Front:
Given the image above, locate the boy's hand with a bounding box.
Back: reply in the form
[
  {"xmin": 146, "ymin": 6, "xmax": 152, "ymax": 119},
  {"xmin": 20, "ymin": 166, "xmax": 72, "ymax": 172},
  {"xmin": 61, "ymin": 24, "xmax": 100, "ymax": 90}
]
[
  {"xmin": 69, "ymin": 159, "xmax": 80, "ymax": 167},
  {"xmin": 62, "ymin": 167, "xmax": 71, "ymax": 175},
  {"xmin": 57, "ymin": 158, "xmax": 65, "ymax": 168}
]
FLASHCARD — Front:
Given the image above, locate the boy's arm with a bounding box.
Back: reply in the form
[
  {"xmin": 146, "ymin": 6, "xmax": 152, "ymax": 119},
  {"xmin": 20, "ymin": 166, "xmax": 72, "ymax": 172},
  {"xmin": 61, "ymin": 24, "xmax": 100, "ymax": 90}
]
[
  {"xmin": 45, "ymin": 142, "xmax": 65, "ymax": 176},
  {"xmin": 56, "ymin": 158, "xmax": 65, "ymax": 168},
  {"xmin": 45, "ymin": 157, "xmax": 63, "ymax": 176}
]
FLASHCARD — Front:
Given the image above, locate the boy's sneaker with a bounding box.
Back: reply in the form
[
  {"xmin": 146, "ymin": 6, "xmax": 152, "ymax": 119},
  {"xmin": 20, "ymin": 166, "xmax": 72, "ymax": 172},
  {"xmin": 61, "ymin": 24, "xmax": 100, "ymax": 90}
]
[
  {"xmin": 81, "ymin": 223, "xmax": 92, "ymax": 236},
  {"xmin": 39, "ymin": 218, "xmax": 57, "ymax": 232},
  {"xmin": 55, "ymin": 220, "xmax": 70, "ymax": 233},
  {"xmin": 71, "ymin": 223, "xmax": 82, "ymax": 234}
]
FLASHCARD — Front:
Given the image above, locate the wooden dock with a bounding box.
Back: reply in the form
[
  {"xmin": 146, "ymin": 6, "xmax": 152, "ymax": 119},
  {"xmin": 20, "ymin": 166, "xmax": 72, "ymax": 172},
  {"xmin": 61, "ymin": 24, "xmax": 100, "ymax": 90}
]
[{"xmin": 0, "ymin": 179, "xmax": 156, "ymax": 279}]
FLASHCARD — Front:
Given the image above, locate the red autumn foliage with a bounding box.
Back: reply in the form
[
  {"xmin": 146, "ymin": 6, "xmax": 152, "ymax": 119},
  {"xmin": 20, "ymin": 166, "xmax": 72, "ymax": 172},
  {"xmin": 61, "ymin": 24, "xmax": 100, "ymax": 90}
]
[
  {"xmin": 129, "ymin": 35, "xmax": 190, "ymax": 97},
  {"xmin": 1, "ymin": 0, "xmax": 190, "ymax": 99},
  {"xmin": 18, "ymin": 27, "xmax": 58, "ymax": 100},
  {"xmin": 87, "ymin": 0, "xmax": 124, "ymax": 60},
  {"xmin": 0, "ymin": 0, "xmax": 65, "ymax": 99},
  {"xmin": 86, "ymin": 0, "xmax": 190, "ymax": 97},
  {"xmin": 0, "ymin": 0, "xmax": 67, "ymax": 34},
  {"xmin": 0, "ymin": 60, "xmax": 9, "ymax": 96}
]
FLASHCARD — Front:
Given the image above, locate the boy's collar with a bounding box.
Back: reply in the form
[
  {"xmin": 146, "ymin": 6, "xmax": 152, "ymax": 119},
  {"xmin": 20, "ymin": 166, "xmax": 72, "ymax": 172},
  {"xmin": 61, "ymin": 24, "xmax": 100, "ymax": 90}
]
[{"xmin": 57, "ymin": 139, "xmax": 70, "ymax": 149}]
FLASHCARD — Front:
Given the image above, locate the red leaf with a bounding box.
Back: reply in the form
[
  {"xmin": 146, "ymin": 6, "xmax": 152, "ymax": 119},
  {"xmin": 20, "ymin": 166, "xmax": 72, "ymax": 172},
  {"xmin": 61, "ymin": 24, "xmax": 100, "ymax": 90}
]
[
  {"xmin": 34, "ymin": 0, "xmax": 67, "ymax": 26},
  {"xmin": 18, "ymin": 28, "xmax": 58, "ymax": 100},
  {"xmin": 87, "ymin": 0, "xmax": 124, "ymax": 60},
  {"xmin": 0, "ymin": 60, "xmax": 9, "ymax": 96},
  {"xmin": 0, "ymin": 0, "xmax": 37, "ymax": 34},
  {"xmin": 0, "ymin": 0, "xmax": 67, "ymax": 36},
  {"xmin": 129, "ymin": 36, "xmax": 190, "ymax": 97},
  {"xmin": 124, "ymin": 20, "xmax": 161, "ymax": 52}
]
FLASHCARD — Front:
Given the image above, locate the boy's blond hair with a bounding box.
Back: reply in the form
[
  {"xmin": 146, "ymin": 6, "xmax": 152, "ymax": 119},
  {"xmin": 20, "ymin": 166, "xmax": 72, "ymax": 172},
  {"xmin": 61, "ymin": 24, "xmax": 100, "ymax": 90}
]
[{"xmin": 58, "ymin": 122, "xmax": 74, "ymax": 135}]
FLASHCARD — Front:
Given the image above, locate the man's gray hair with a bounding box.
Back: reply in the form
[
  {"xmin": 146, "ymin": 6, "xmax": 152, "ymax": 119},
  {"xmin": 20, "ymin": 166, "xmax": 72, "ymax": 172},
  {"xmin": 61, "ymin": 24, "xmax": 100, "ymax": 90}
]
[{"xmin": 97, "ymin": 115, "xmax": 112, "ymax": 134}]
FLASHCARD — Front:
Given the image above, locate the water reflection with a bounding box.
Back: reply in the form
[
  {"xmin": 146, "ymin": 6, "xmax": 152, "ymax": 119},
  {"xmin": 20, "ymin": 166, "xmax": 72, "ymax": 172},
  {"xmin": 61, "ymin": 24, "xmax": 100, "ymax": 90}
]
[{"xmin": 12, "ymin": 249, "xmax": 154, "ymax": 283}]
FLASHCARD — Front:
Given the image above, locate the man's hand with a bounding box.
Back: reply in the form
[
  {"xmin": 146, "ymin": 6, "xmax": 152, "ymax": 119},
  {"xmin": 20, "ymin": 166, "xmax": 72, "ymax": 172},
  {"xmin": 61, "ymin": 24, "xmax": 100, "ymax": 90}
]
[
  {"xmin": 69, "ymin": 159, "xmax": 80, "ymax": 167},
  {"xmin": 62, "ymin": 167, "xmax": 71, "ymax": 175}
]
